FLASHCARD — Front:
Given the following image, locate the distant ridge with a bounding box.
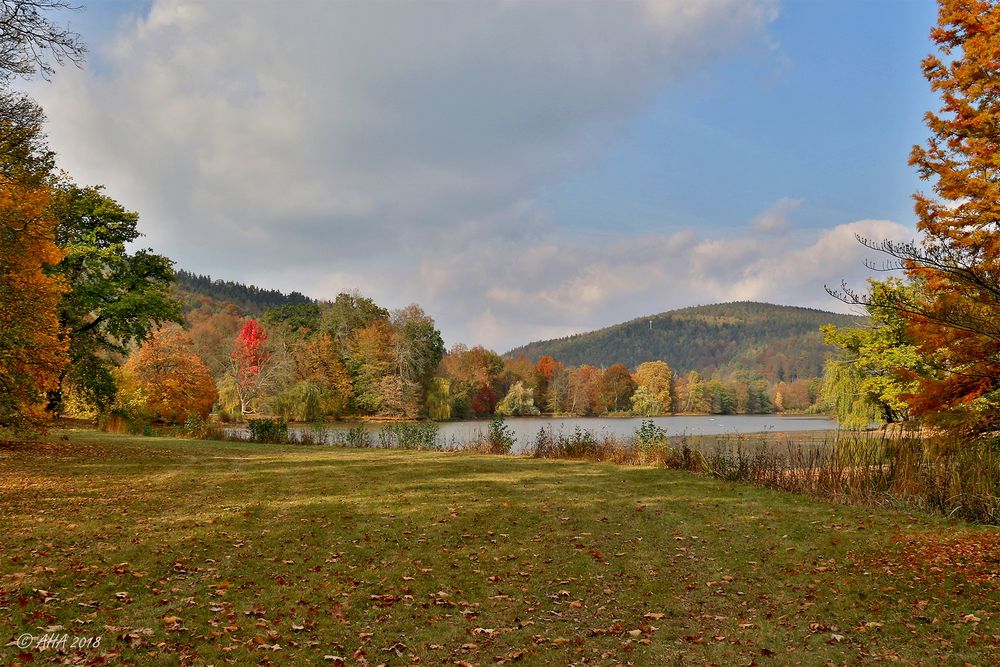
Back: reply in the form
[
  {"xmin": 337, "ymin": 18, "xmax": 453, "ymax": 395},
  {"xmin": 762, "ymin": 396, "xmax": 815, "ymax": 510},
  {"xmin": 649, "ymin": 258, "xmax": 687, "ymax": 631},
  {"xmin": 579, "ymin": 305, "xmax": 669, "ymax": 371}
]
[
  {"xmin": 506, "ymin": 301, "xmax": 866, "ymax": 382},
  {"xmin": 175, "ymin": 269, "xmax": 312, "ymax": 315}
]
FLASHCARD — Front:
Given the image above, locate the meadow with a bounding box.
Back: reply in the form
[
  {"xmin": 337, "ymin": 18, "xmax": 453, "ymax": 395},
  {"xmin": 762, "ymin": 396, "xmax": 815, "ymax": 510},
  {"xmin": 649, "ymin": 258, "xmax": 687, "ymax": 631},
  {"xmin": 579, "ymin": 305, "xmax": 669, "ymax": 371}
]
[{"xmin": 1, "ymin": 430, "xmax": 997, "ymax": 665}]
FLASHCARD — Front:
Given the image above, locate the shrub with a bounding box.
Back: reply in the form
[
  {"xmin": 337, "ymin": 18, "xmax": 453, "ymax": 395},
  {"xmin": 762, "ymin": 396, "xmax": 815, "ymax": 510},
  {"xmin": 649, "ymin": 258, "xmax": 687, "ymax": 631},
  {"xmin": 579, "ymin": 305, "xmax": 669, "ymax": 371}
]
[
  {"xmin": 247, "ymin": 417, "xmax": 288, "ymax": 443},
  {"xmin": 634, "ymin": 419, "xmax": 668, "ymax": 448},
  {"xmin": 342, "ymin": 425, "xmax": 371, "ymax": 448},
  {"xmin": 183, "ymin": 414, "xmax": 209, "ymax": 439},
  {"xmin": 380, "ymin": 422, "xmax": 439, "ymax": 450},
  {"xmin": 488, "ymin": 415, "xmax": 515, "ymax": 454}
]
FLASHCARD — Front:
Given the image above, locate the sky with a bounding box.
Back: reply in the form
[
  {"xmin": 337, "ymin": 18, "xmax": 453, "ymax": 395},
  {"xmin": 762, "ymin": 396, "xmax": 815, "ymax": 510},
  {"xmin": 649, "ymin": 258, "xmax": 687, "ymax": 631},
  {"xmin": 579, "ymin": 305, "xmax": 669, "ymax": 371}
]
[{"xmin": 26, "ymin": 0, "xmax": 940, "ymax": 351}]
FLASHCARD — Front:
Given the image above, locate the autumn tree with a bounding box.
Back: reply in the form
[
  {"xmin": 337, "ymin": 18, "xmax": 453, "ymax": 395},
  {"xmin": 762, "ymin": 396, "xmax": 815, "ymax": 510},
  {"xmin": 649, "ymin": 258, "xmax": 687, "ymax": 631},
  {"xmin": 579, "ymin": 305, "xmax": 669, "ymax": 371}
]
[
  {"xmin": 567, "ymin": 365, "xmax": 601, "ymax": 416},
  {"xmin": 680, "ymin": 371, "xmax": 709, "ymax": 413},
  {"xmin": 392, "ymin": 304, "xmax": 445, "ymax": 417},
  {"xmin": 438, "ymin": 344, "xmax": 504, "ymax": 418},
  {"xmin": 231, "ymin": 319, "xmax": 271, "ymax": 415},
  {"xmin": 598, "ymin": 363, "xmax": 636, "ymax": 414},
  {"xmin": 633, "ymin": 360, "xmax": 673, "ymax": 415},
  {"xmin": 185, "ymin": 295, "xmax": 243, "ymax": 377},
  {"xmin": 118, "ymin": 327, "xmax": 216, "ymax": 424},
  {"xmin": 502, "ymin": 354, "xmax": 536, "ymax": 390},
  {"xmin": 0, "ymin": 175, "xmax": 66, "ymax": 430},
  {"xmin": 534, "ymin": 355, "xmax": 562, "ymax": 412},
  {"xmin": 347, "ymin": 318, "xmax": 398, "ymax": 415},
  {"xmin": 839, "ymin": 0, "xmax": 1000, "ymax": 433},
  {"xmin": 0, "ymin": 10, "xmax": 75, "ymax": 430},
  {"xmin": 545, "ymin": 364, "xmax": 570, "ymax": 414},
  {"xmin": 496, "ymin": 381, "xmax": 540, "ymax": 416},
  {"xmin": 289, "ymin": 331, "xmax": 352, "ymax": 417}
]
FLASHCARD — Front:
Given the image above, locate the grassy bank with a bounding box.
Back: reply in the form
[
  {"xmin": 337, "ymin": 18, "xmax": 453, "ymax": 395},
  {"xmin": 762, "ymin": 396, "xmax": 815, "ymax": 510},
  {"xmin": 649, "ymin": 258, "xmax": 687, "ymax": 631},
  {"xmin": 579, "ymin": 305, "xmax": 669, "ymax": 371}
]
[{"xmin": 1, "ymin": 430, "xmax": 997, "ymax": 665}]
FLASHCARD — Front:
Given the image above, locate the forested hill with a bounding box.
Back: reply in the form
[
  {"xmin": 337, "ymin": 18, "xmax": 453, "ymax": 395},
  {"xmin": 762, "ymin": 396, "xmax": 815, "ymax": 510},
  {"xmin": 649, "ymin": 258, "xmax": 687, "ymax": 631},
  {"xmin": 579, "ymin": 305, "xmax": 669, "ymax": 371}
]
[
  {"xmin": 506, "ymin": 302, "xmax": 866, "ymax": 382},
  {"xmin": 175, "ymin": 269, "xmax": 312, "ymax": 315}
]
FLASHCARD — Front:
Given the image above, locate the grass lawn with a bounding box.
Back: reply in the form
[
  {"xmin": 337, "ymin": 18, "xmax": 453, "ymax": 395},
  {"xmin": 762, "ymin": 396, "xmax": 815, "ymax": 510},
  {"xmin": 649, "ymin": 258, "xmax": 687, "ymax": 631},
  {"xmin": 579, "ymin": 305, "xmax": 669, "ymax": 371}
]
[{"xmin": 1, "ymin": 430, "xmax": 997, "ymax": 666}]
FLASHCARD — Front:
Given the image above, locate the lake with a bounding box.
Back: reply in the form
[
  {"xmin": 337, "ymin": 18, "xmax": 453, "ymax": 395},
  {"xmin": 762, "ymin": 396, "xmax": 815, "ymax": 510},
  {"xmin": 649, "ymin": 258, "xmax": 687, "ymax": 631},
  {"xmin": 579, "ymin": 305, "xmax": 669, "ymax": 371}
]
[{"xmin": 265, "ymin": 415, "xmax": 839, "ymax": 453}]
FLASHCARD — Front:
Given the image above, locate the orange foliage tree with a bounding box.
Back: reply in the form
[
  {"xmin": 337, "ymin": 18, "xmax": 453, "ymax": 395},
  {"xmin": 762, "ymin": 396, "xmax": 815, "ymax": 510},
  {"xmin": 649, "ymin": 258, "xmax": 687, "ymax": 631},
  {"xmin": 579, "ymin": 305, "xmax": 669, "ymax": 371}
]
[
  {"xmin": 567, "ymin": 365, "xmax": 602, "ymax": 416},
  {"xmin": 0, "ymin": 176, "xmax": 67, "ymax": 430},
  {"xmin": 122, "ymin": 327, "xmax": 217, "ymax": 424},
  {"xmin": 853, "ymin": 0, "xmax": 1000, "ymax": 433}
]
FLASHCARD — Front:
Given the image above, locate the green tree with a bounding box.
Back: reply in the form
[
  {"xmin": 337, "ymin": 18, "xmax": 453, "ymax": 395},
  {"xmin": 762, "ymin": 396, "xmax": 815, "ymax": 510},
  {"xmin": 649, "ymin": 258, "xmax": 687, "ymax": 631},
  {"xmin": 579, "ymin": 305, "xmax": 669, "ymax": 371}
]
[
  {"xmin": 822, "ymin": 279, "xmax": 925, "ymax": 427},
  {"xmin": 48, "ymin": 183, "xmax": 182, "ymax": 414},
  {"xmin": 496, "ymin": 381, "xmax": 540, "ymax": 416},
  {"xmin": 0, "ymin": 91, "xmax": 53, "ymax": 183},
  {"xmin": 630, "ymin": 385, "xmax": 661, "ymax": 417},
  {"xmin": 323, "ymin": 291, "xmax": 389, "ymax": 349},
  {"xmin": 264, "ymin": 302, "xmax": 321, "ymax": 335}
]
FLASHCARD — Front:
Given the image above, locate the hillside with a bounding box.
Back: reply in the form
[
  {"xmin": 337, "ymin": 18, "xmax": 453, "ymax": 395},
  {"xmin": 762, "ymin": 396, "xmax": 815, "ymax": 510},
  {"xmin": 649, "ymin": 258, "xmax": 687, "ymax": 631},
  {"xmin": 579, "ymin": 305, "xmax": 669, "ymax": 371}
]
[
  {"xmin": 506, "ymin": 301, "xmax": 866, "ymax": 382},
  {"xmin": 175, "ymin": 269, "xmax": 311, "ymax": 315}
]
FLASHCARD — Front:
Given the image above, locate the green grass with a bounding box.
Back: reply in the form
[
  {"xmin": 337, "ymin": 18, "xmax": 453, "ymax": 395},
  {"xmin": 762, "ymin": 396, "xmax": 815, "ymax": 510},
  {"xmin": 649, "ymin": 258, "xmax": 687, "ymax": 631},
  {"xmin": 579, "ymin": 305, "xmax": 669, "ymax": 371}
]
[{"xmin": 1, "ymin": 430, "xmax": 997, "ymax": 666}]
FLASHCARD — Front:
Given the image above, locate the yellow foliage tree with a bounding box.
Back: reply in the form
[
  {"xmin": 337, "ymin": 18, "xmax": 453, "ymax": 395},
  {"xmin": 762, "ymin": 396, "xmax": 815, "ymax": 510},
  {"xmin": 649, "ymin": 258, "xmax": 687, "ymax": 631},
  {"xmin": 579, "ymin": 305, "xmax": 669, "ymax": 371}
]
[{"xmin": 633, "ymin": 361, "xmax": 673, "ymax": 415}]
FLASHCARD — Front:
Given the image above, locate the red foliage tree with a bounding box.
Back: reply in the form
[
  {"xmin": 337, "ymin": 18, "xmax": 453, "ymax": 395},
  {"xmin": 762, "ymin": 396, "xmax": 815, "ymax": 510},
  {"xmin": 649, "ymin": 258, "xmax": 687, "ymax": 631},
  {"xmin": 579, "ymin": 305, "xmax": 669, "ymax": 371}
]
[
  {"xmin": 470, "ymin": 385, "xmax": 499, "ymax": 417},
  {"xmin": 231, "ymin": 319, "xmax": 270, "ymax": 414}
]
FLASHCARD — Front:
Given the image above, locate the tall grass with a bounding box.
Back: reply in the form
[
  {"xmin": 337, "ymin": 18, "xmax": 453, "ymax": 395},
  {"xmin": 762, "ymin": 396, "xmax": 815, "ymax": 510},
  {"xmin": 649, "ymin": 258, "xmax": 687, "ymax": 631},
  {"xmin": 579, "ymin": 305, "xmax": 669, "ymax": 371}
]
[{"xmin": 703, "ymin": 430, "xmax": 999, "ymax": 524}]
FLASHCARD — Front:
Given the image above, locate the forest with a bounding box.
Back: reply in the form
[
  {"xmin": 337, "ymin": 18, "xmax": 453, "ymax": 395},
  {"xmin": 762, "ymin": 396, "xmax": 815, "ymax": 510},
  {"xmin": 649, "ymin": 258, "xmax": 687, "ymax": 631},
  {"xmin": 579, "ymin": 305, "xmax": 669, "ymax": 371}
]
[
  {"xmin": 508, "ymin": 301, "xmax": 865, "ymax": 380},
  {"xmin": 163, "ymin": 279, "xmax": 817, "ymax": 429}
]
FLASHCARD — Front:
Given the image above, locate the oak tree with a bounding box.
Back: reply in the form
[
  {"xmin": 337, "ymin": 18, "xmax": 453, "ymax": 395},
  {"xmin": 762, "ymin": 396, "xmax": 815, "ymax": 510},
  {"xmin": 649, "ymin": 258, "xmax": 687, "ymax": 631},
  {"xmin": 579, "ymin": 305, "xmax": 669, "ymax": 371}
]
[{"xmin": 48, "ymin": 183, "xmax": 182, "ymax": 414}]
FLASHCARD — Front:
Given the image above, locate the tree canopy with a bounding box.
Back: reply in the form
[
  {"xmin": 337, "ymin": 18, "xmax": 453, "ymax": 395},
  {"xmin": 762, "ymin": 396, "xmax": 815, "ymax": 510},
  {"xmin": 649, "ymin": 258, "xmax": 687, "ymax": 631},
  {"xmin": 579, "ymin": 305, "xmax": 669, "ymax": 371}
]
[{"xmin": 48, "ymin": 183, "xmax": 182, "ymax": 414}]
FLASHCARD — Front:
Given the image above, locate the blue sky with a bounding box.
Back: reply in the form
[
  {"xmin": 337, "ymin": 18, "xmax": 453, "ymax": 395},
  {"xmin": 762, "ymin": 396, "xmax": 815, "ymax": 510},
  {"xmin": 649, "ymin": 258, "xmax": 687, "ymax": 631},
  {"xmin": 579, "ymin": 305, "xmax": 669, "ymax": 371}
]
[
  {"xmin": 542, "ymin": 0, "xmax": 937, "ymax": 237},
  {"xmin": 30, "ymin": 0, "xmax": 940, "ymax": 350}
]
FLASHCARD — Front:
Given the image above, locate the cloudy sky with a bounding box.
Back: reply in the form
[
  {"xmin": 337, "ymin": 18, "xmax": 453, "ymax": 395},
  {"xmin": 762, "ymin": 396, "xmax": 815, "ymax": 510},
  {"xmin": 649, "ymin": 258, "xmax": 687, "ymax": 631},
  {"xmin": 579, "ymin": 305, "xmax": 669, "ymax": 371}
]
[{"xmin": 28, "ymin": 0, "xmax": 937, "ymax": 351}]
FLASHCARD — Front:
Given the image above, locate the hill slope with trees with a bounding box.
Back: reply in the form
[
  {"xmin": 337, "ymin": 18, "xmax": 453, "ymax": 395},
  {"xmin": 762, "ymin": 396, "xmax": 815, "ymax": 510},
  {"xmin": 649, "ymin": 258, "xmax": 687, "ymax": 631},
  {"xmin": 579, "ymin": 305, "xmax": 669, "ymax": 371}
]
[
  {"xmin": 175, "ymin": 270, "xmax": 312, "ymax": 314},
  {"xmin": 507, "ymin": 302, "xmax": 866, "ymax": 383}
]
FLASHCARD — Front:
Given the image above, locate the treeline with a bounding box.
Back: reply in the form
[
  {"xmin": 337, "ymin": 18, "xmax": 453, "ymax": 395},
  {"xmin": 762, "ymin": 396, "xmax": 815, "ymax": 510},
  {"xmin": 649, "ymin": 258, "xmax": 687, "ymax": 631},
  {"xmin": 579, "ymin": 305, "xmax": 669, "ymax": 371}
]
[
  {"xmin": 175, "ymin": 270, "xmax": 311, "ymax": 314},
  {"xmin": 172, "ymin": 297, "xmax": 445, "ymax": 424},
  {"xmin": 508, "ymin": 302, "xmax": 865, "ymax": 383},
  {"xmin": 428, "ymin": 350, "xmax": 818, "ymax": 419}
]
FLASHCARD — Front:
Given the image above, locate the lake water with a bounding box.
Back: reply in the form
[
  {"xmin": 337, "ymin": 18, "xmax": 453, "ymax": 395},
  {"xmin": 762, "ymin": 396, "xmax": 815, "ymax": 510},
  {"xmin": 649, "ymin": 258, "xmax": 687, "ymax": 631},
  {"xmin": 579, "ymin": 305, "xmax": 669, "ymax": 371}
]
[{"xmin": 268, "ymin": 415, "xmax": 838, "ymax": 453}]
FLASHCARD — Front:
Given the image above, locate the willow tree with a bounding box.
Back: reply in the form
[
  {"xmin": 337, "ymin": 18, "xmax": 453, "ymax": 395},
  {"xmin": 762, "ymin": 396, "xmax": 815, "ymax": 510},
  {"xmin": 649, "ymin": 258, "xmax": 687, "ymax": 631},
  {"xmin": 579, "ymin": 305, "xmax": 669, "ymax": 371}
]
[{"xmin": 822, "ymin": 279, "xmax": 925, "ymax": 428}]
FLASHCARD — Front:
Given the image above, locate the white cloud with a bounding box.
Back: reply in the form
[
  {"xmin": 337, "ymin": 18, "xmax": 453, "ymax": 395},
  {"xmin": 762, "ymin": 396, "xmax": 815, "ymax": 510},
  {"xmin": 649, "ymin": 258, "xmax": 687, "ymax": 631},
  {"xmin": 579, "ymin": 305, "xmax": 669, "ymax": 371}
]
[
  {"xmin": 752, "ymin": 196, "xmax": 802, "ymax": 233},
  {"xmin": 23, "ymin": 0, "xmax": 910, "ymax": 352}
]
